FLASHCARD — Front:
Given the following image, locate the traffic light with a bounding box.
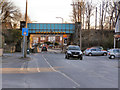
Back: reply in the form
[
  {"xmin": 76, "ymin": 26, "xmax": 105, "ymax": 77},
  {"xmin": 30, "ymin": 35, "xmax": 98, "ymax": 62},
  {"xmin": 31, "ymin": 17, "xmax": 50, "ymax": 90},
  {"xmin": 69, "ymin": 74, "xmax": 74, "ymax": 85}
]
[{"xmin": 20, "ymin": 21, "xmax": 26, "ymax": 30}]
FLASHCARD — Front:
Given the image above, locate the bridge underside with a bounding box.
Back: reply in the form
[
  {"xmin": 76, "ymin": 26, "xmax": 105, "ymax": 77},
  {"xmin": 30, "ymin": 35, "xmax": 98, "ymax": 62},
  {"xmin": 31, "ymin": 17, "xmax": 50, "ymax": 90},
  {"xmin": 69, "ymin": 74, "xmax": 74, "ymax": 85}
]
[
  {"xmin": 28, "ymin": 23, "xmax": 75, "ymax": 48},
  {"xmin": 29, "ymin": 34, "xmax": 70, "ymax": 48}
]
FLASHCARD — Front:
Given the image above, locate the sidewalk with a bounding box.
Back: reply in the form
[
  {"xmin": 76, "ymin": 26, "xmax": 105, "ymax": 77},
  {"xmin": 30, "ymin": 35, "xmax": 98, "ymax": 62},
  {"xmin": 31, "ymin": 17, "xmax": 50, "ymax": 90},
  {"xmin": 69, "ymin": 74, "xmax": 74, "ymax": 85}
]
[{"xmin": 2, "ymin": 53, "xmax": 31, "ymax": 66}]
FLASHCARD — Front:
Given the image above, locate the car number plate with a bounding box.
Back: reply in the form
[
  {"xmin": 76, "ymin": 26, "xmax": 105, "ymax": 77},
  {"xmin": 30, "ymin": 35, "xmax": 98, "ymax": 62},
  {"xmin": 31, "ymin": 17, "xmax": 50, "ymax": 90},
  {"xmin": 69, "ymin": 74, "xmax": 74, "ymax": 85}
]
[{"xmin": 73, "ymin": 55, "xmax": 78, "ymax": 57}]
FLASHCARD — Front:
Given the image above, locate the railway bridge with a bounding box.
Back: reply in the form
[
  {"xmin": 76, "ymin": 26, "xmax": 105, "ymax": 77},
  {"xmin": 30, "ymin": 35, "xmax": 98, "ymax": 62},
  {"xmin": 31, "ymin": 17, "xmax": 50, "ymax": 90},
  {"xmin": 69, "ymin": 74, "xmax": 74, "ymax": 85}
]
[{"xmin": 26, "ymin": 23, "xmax": 75, "ymax": 48}]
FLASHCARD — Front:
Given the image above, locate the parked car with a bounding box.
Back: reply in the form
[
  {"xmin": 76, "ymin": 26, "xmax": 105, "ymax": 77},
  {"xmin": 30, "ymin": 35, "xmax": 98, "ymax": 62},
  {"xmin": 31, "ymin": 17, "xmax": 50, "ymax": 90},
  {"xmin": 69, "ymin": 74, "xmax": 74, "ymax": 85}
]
[
  {"xmin": 83, "ymin": 48, "xmax": 90, "ymax": 55},
  {"xmin": 91, "ymin": 46, "xmax": 103, "ymax": 50},
  {"xmin": 108, "ymin": 49, "xmax": 120, "ymax": 59},
  {"xmin": 85, "ymin": 48, "xmax": 107, "ymax": 56},
  {"xmin": 41, "ymin": 46, "xmax": 47, "ymax": 51},
  {"xmin": 49, "ymin": 44, "xmax": 54, "ymax": 48},
  {"xmin": 65, "ymin": 45, "xmax": 83, "ymax": 60}
]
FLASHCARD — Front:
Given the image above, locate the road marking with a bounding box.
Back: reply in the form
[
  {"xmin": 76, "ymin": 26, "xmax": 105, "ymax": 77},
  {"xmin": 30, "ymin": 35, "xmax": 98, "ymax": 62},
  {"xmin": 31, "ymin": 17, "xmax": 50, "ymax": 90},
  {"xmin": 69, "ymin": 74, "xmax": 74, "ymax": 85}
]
[
  {"xmin": 34, "ymin": 57, "xmax": 41, "ymax": 72},
  {"xmin": 20, "ymin": 62, "xmax": 26, "ymax": 70},
  {"xmin": 42, "ymin": 55, "xmax": 80, "ymax": 87},
  {"xmin": 27, "ymin": 68, "xmax": 30, "ymax": 71}
]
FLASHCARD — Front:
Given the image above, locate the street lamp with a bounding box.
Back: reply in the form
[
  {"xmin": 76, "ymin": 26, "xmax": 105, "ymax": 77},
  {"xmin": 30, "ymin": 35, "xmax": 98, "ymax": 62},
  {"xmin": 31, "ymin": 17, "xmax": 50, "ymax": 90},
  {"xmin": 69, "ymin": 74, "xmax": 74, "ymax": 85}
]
[
  {"xmin": 56, "ymin": 17, "xmax": 64, "ymax": 23},
  {"xmin": 114, "ymin": 1, "xmax": 120, "ymax": 48},
  {"xmin": 56, "ymin": 17, "xmax": 64, "ymax": 52}
]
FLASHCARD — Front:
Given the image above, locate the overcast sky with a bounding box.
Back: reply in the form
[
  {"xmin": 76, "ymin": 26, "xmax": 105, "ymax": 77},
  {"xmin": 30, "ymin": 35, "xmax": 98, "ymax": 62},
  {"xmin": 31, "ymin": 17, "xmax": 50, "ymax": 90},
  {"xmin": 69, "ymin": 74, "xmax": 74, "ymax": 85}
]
[
  {"xmin": 11, "ymin": 0, "xmax": 73, "ymax": 23},
  {"xmin": 10, "ymin": 0, "xmax": 118, "ymax": 23}
]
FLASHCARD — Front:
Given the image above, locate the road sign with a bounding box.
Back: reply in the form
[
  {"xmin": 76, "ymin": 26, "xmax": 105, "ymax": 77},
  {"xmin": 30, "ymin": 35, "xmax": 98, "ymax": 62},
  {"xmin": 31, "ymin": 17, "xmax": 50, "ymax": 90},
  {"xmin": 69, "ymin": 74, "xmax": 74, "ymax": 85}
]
[
  {"xmin": 22, "ymin": 28, "xmax": 28, "ymax": 36},
  {"xmin": 63, "ymin": 34, "xmax": 67, "ymax": 39}
]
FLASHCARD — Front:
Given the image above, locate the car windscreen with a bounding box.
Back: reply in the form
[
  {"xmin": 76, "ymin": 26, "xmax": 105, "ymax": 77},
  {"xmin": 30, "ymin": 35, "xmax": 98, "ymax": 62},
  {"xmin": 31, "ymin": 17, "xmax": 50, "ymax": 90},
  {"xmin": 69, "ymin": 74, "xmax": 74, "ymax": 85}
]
[
  {"xmin": 68, "ymin": 46, "xmax": 80, "ymax": 50},
  {"xmin": 113, "ymin": 49, "xmax": 120, "ymax": 53}
]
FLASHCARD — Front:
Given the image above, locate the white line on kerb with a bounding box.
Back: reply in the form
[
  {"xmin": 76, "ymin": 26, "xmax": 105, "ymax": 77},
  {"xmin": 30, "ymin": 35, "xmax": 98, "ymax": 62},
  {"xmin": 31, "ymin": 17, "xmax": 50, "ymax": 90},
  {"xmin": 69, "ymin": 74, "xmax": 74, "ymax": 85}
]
[{"xmin": 42, "ymin": 55, "xmax": 80, "ymax": 87}]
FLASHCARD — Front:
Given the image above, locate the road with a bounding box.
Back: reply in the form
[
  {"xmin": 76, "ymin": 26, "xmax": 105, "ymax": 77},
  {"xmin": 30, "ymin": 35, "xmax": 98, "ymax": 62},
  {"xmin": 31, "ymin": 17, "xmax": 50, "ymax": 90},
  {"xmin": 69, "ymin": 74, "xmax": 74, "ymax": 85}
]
[{"xmin": 2, "ymin": 52, "xmax": 118, "ymax": 88}]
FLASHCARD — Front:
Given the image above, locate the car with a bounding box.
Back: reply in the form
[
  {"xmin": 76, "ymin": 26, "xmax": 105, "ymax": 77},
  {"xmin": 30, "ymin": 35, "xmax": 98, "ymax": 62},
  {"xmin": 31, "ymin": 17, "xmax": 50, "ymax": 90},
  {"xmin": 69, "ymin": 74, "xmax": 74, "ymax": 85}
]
[
  {"xmin": 41, "ymin": 46, "xmax": 47, "ymax": 51},
  {"xmin": 49, "ymin": 44, "xmax": 54, "ymax": 48},
  {"xmin": 91, "ymin": 46, "xmax": 103, "ymax": 50},
  {"xmin": 85, "ymin": 48, "xmax": 107, "ymax": 56},
  {"xmin": 65, "ymin": 45, "xmax": 83, "ymax": 60},
  {"xmin": 83, "ymin": 48, "xmax": 90, "ymax": 55},
  {"xmin": 108, "ymin": 49, "xmax": 120, "ymax": 59}
]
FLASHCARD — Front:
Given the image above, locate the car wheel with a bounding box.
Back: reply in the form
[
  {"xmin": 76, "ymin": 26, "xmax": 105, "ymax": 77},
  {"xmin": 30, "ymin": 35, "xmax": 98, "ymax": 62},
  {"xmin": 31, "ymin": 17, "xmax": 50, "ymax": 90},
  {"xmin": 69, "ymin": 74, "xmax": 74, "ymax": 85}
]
[
  {"xmin": 65, "ymin": 54, "xmax": 69, "ymax": 59},
  {"xmin": 88, "ymin": 53, "xmax": 92, "ymax": 56},
  {"xmin": 80, "ymin": 56, "xmax": 83, "ymax": 60},
  {"xmin": 65, "ymin": 55, "xmax": 67, "ymax": 59},
  {"xmin": 110, "ymin": 55, "xmax": 115, "ymax": 59},
  {"xmin": 103, "ymin": 53, "xmax": 107, "ymax": 56},
  {"xmin": 67, "ymin": 56, "xmax": 69, "ymax": 59}
]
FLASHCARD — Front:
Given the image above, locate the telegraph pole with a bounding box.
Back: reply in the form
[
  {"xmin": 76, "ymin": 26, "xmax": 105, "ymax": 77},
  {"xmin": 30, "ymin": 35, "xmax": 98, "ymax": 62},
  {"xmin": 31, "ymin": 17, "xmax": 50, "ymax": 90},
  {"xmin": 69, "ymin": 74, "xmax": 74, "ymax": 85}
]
[{"xmin": 23, "ymin": 0, "xmax": 28, "ymax": 58}]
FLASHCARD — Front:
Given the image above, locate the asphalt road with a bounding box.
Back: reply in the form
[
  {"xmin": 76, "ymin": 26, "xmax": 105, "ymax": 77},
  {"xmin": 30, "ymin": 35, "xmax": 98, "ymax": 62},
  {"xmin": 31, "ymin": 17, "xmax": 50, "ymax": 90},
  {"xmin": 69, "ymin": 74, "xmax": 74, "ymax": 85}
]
[{"xmin": 2, "ymin": 52, "xmax": 119, "ymax": 88}]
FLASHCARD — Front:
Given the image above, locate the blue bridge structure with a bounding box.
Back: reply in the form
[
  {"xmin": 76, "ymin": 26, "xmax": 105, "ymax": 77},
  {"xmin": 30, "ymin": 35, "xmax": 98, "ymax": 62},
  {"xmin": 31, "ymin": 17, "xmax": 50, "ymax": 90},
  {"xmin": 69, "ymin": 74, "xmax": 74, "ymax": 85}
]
[{"xmin": 27, "ymin": 23, "xmax": 75, "ymax": 34}]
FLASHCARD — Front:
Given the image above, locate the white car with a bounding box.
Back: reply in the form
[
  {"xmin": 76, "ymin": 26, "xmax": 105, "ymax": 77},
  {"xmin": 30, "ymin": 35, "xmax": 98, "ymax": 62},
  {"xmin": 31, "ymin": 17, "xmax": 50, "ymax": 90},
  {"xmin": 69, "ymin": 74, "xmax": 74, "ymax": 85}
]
[
  {"xmin": 108, "ymin": 49, "xmax": 120, "ymax": 59},
  {"xmin": 85, "ymin": 48, "xmax": 107, "ymax": 56}
]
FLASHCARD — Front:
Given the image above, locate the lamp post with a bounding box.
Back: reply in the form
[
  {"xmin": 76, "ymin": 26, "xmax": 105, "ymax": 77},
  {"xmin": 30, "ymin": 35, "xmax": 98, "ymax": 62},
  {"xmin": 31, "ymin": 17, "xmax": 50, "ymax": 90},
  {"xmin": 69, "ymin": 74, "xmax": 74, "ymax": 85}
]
[
  {"xmin": 56, "ymin": 17, "xmax": 64, "ymax": 52},
  {"xmin": 56, "ymin": 17, "xmax": 64, "ymax": 23},
  {"xmin": 114, "ymin": 1, "xmax": 120, "ymax": 48},
  {"xmin": 78, "ymin": 22, "xmax": 82, "ymax": 50}
]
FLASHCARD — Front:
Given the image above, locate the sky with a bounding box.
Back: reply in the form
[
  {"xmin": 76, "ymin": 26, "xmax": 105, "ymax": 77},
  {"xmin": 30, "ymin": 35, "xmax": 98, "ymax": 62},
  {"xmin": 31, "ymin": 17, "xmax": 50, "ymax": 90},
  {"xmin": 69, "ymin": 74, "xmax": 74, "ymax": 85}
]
[
  {"xmin": 10, "ymin": 0, "xmax": 118, "ymax": 23},
  {"xmin": 11, "ymin": 0, "xmax": 73, "ymax": 23}
]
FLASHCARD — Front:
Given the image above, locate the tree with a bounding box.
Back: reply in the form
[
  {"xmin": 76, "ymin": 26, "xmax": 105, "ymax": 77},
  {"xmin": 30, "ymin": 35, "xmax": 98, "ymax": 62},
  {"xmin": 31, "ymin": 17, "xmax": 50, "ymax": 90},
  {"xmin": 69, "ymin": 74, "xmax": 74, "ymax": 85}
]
[
  {"xmin": 85, "ymin": 1, "xmax": 94, "ymax": 30},
  {"xmin": 0, "ymin": 0, "xmax": 22, "ymax": 28},
  {"xmin": 99, "ymin": 1, "xmax": 119, "ymax": 30},
  {"xmin": 4, "ymin": 29, "xmax": 22, "ymax": 45},
  {"xmin": 71, "ymin": 0, "xmax": 94, "ymax": 30}
]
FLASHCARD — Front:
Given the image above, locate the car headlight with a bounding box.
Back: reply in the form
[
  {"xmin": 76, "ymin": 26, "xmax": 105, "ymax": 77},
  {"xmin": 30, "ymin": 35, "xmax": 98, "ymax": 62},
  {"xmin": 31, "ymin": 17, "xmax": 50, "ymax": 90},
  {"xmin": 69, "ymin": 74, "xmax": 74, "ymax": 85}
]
[
  {"xmin": 67, "ymin": 51, "xmax": 72, "ymax": 54},
  {"xmin": 79, "ymin": 51, "xmax": 82, "ymax": 55}
]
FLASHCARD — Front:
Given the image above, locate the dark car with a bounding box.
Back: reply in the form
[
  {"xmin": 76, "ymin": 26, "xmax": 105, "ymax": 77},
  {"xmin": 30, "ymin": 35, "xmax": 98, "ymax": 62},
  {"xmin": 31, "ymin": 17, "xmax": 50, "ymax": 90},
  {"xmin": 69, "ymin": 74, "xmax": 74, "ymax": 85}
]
[
  {"xmin": 65, "ymin": 45, "xmax": 83, "ymax": 60},
  {"xmin": 41, "ymin": 46, "xmax": 47, "ymax": 51}
]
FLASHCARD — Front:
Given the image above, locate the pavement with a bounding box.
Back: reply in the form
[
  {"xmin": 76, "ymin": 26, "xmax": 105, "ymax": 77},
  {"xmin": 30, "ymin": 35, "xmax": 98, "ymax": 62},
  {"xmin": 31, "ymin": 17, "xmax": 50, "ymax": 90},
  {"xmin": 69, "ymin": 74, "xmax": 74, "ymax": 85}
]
[{"xmin": 2, "ymin": 51, "xmax": 119, "ymax": 88}]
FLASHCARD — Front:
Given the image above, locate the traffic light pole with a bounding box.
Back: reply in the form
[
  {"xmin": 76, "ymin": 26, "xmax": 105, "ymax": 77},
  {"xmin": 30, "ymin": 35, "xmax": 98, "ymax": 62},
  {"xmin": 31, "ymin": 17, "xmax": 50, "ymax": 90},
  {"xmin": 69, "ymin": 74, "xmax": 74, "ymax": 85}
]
[
  {"xmin": 23, "ymin": 34, "xmax": 26, "ymax": 57},
  {"xmin": 24, "ymin": 0, "xmax": 28, "ymax": 58}
]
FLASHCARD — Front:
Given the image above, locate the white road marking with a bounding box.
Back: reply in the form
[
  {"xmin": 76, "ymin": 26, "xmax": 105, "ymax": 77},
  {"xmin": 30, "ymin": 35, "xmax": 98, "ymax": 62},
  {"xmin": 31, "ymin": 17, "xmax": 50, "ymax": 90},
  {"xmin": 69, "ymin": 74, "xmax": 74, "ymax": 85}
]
[
  {"xmin": 34, "ymin": 57, "xmax": 41, "ymax": 72},
  {"xmin": 42, "ymin": 55, "xmax": 80, "ymax": 87},
  {"xmin": 20, "ymin": 62, "xmax": 26, "ymax": 70}
]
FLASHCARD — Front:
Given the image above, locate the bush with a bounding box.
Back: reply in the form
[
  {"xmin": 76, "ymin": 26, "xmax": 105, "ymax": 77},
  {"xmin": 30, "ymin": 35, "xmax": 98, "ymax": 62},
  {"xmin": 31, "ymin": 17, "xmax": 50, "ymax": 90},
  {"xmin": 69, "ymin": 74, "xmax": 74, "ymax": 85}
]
[{"xmin": 4, "ymin": 29, "xmax": 22, "ymax": 45}]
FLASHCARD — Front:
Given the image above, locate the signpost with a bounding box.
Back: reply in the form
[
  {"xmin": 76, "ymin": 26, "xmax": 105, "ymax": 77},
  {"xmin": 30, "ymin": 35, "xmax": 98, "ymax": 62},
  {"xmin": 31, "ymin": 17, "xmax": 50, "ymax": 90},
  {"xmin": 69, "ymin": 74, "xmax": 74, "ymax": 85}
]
[{"xmin": 22, "ymin": 28, "xmax": 28, "ymax": 57}]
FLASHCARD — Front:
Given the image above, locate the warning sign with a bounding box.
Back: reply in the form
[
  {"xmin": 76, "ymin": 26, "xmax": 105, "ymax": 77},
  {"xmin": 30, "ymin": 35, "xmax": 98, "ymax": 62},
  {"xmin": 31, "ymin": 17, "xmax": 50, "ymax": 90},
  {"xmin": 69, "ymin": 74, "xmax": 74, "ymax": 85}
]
[{"xmin": 63, "ymin": 34, "xmax": 67, "ymax": 39}]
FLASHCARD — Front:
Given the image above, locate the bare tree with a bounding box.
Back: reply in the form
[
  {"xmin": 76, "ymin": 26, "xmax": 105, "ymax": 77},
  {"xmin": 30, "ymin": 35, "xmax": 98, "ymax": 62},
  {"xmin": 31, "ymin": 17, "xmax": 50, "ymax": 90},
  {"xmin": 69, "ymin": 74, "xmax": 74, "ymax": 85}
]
[
  {"xmin": 0, "ymin": 0, "xmax": 22, "ymax": 28},
  {"xmin": 71, "ymin": 0, "xmax": 87, "ymax": 29},
  {"xmin": 99, "ymin": 1, "xmax": 119, "ymax": 30},
  {"xmin": 85, "ymin": 1, "xmax": 94, "ymax": 30}
]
